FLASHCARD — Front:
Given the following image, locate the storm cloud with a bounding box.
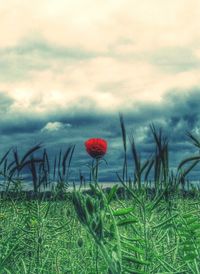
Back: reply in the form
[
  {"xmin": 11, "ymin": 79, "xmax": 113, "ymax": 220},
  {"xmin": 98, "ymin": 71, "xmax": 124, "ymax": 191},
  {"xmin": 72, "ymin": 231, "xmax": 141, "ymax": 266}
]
[{"xmin": 0, "ymin": 88, "xmax": 199, "ymax": 182}]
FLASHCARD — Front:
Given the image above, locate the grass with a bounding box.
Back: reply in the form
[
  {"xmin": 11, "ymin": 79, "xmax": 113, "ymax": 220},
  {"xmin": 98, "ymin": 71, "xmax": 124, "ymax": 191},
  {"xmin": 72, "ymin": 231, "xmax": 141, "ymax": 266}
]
[
  {"xmin": 0, "ymin": 198, "xmax": 105, "ymax": 274},
  {"xmin": 1, "ymin": 114, "xmax": 200, "ymax": 273},
  {"xmin": 1, "ymin": 189, "xmax": 200, "ymax": 273}
]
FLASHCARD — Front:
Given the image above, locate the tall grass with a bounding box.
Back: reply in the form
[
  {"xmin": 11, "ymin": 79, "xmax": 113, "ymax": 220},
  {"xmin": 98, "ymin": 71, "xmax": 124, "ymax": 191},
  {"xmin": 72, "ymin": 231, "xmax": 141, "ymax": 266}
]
[
  {"xmin": 1, "ymin": 114, "xmax": 200, "ymax": 273},
  {"xmin": 0, "ymin": 144, "xmax": 75, "ymax": 195}
]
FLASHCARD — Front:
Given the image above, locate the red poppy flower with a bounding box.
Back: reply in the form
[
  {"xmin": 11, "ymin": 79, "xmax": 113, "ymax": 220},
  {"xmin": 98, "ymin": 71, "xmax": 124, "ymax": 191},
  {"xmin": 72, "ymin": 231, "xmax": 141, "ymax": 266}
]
[{"xmin": 85, "ymin": 138, "xmax": 107, "ymax": 159}]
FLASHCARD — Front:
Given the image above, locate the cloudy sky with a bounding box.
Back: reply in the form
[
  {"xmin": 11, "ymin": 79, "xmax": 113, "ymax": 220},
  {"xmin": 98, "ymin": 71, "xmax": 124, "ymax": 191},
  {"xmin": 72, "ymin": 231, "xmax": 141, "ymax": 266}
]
[{"xmin": 1, "ymin": 0, "xmax": 200, "ymax": 183}]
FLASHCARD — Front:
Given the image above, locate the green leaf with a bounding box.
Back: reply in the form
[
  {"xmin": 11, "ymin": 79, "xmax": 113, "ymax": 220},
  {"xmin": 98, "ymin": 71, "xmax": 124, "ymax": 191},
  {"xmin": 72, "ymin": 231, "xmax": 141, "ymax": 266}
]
[
  {"xmin": 107, "ymin": 184, "xmax": 118, "ymax": 204},
  {"xmin": 117, "ymin": 217, "xmax": 138, "ymax": 226},
  {"xmin": 121, "ymin": 240, "xmax": 145, "ymax": 255}
]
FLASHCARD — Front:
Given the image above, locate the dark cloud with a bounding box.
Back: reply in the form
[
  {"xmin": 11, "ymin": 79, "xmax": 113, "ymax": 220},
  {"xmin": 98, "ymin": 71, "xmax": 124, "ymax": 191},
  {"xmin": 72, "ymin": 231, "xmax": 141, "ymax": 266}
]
[
  {"xmin": 0, "ymin": 88, "xmax": 200, "ymax": 182},
  {"xmin": 0, "ymin": 118, "xmax": 44, "ymax": 135}
]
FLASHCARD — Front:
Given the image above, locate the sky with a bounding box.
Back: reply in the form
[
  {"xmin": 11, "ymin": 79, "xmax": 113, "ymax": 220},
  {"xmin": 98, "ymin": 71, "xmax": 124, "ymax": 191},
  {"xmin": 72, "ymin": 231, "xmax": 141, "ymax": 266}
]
[{"xmin": 1, "ymin": 0, "xmax": 200, "ymax": 183}]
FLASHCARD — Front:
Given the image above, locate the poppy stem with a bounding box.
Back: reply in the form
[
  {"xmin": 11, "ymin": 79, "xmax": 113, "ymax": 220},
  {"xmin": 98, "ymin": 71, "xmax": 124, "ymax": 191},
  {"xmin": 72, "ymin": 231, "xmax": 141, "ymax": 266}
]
[{"xmin": 95, "ymin": 158, "xmax": 99, "ymax": 185}]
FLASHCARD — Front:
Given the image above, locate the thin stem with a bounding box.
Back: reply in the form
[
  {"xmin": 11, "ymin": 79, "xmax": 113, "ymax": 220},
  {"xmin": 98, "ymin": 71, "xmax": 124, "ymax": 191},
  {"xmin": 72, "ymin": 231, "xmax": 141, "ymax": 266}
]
[{"xmin": 96, "ymin": 158, "xmax": 99, "ymax": 184}]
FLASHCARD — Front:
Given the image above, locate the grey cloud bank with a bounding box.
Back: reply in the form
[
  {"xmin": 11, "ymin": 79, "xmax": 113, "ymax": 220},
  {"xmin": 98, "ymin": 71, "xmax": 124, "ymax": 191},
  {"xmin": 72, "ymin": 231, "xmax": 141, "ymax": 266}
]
[{"xmin": 0, "ymin": 88, "xmax": 200, "ymax": 182}]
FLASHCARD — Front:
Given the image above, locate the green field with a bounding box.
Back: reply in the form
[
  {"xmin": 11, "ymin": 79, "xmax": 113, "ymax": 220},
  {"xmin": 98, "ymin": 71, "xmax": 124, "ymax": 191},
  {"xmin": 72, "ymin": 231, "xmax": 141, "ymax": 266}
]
[{"xmin": 0, "ymin": 186, "xmax": 200, "ymax": 274}]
